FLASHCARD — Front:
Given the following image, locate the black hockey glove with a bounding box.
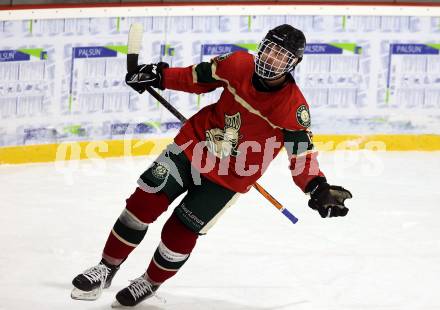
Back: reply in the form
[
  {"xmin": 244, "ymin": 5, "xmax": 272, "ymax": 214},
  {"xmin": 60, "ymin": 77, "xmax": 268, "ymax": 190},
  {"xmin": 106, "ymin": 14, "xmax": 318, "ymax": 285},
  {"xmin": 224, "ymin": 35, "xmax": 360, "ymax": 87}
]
[
  {"xmin": 307, "ymin": 180, "xmax": 352, "ymax": 218},
  {"xmin": 125, "ymin": 62, "xmax": 169, "ymax": 93}
]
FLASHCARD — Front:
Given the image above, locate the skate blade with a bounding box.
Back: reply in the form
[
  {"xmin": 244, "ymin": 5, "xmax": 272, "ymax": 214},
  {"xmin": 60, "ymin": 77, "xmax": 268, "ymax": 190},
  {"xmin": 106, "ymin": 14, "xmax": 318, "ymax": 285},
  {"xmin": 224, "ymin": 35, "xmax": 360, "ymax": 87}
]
[
  {"xmin": 111, "ymin": 294, "xmax": 166, "ymax": 308},
  {"xmin": 111, "ymin": 300, "xmax": 148, "ymax": 308},
  {"xmin": 71, "ymin": 287, "xmax": 103, "ymax": 301},
  {"xmin": 111, "ymin": 300, "xmax": 130, "ymax": 308}
]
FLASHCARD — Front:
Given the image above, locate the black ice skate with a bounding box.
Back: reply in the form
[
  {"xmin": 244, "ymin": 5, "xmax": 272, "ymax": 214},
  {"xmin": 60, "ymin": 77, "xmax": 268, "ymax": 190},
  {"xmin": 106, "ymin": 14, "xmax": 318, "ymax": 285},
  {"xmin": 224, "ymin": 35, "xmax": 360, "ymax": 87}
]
[
  {"xmin": 111, "ymin": 275, "xmax": 159, "ymax": 308},
  {"xmin": 71, "ymin": 260, "xmax": 119, "ymax": 301}
]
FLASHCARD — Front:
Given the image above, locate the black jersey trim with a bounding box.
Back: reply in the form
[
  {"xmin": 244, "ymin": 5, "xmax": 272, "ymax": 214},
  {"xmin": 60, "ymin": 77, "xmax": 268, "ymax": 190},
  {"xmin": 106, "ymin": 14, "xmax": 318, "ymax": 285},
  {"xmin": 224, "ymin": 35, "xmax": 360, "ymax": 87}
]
[
  {"xmin": 283, "ymin": 129, "xmax": 315, "ymax": 156},
  {"xmin": 194, "ymin": 62, "xmax": 217, "ymax": 83}
]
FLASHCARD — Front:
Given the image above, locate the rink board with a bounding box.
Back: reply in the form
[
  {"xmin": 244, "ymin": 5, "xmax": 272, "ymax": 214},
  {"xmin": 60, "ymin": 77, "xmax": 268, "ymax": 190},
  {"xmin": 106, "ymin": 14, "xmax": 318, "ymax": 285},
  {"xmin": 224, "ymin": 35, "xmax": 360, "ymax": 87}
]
[
  {"xmin": 1, "ymin": 134, "xmax": 439, "ymax": 164},
  {"xmin": 1, "ymin": 4, "xmax": 440, "ymax": 163}
]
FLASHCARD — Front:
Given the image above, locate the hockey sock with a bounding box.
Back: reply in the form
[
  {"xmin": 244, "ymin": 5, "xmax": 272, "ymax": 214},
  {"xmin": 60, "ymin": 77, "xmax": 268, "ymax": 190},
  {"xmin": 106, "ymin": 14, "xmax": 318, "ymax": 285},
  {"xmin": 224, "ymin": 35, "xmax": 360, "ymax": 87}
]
[
  {"xmin": 146, "ymin": 214, "xmax": 198, "ymax": 284},
  {"xmin": 102, "ymin": 187, "xmax": 170, "ymax": 266}
]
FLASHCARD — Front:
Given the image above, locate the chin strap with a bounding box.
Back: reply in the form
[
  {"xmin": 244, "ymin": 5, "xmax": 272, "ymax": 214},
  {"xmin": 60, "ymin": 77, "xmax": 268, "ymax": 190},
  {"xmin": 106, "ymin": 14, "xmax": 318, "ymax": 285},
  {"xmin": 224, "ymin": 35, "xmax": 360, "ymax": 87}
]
[{"xmin": 252, "ymin": 73, "xmax": 291, "ymax": 92}]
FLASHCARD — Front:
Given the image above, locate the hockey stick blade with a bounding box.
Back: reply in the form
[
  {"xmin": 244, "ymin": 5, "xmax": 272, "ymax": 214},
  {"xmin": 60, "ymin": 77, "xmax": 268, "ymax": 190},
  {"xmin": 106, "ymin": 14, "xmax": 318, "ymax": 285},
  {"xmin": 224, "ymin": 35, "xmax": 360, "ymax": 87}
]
[
  {"xmin": 127, "ymin": 23, "xmax": 143, "ymax": 72},
  {"xmin": 71, "ymin": 287, "xmax": 103, "ymax": 301}
]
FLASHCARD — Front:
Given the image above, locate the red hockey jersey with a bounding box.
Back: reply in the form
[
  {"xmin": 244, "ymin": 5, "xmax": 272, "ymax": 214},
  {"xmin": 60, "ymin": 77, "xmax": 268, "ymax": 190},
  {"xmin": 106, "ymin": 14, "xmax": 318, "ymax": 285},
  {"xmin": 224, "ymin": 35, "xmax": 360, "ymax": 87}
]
[{"xmin": 162, "ymin": 51, "xmax": 325, "ymax": 193}]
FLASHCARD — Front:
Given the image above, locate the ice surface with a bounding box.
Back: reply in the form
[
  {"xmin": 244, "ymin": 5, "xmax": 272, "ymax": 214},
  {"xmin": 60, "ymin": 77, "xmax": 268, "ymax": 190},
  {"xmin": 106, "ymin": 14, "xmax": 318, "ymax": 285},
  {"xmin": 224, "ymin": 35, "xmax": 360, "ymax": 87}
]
[{"xmin": 1, "ymin": 151, "xmax": 439, "ymax": 310}]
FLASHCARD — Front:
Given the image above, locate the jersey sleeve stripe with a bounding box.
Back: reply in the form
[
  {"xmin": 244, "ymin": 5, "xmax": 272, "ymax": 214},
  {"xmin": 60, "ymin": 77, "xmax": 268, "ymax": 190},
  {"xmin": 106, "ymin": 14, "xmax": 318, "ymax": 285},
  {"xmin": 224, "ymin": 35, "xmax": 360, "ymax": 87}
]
[{"xmin": 191, "ymin": 65, "xmax": 197, "ymax": 84}]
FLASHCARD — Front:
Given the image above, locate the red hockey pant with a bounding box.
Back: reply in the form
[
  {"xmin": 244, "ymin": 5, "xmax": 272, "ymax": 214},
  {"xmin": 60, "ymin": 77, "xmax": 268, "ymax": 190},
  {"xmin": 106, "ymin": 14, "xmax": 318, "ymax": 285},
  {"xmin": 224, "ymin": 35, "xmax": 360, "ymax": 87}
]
[{"xmin": 102, "ymin": 187, "xmax": 198, "ymax": 284}]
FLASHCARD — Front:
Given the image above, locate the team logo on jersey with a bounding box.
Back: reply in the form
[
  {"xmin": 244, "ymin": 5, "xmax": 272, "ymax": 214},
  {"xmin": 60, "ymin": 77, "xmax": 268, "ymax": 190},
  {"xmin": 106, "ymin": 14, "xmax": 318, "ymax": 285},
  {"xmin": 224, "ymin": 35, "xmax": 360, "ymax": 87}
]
[
  {"xmin": 214, "ymin": 52, "xmax": 232, "ymax": 62},
  {"xmin": 152, "ymin": 162, "xmax": 170, "ymax": 180},
  {"xmin": 296, "ymin": 105, "xmax": 311, "ymax": 128},
  {"xmin": 205, "ymin": 112, "xmax": 242, "ymax": 159}
]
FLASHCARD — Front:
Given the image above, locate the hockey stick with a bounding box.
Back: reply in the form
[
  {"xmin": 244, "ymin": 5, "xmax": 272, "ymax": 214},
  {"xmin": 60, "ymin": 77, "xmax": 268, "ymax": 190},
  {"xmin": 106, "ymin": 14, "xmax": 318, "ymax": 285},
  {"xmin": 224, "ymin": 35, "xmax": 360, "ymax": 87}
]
[{"xmin": 127, "ymin": 24, "xmax": 298, "ymax": 225}]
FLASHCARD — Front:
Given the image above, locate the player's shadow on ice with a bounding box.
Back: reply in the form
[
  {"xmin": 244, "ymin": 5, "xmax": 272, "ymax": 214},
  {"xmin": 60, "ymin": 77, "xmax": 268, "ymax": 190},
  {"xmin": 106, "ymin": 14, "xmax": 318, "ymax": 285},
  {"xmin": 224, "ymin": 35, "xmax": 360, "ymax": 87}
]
[
  {"xmin": 94, "ymin": 293, "xmax": 308, "ymax": 310},
  {"xmin": 44, "ymin": 282, "xmax": 308, "ymax": 309}
]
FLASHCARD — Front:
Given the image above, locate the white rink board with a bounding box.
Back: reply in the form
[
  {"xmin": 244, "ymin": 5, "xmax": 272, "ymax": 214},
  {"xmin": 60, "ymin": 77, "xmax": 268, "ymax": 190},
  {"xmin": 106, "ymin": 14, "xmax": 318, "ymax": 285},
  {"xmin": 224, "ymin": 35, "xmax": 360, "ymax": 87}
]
[{"xmin": 1, "ymin": 5, "xmax": 440, "ymax": 147}]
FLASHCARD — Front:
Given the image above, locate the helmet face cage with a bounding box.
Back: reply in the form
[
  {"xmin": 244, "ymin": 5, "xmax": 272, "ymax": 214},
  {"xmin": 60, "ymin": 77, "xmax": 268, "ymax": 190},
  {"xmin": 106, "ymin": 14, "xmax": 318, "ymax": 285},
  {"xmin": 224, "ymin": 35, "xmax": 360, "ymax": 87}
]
[{"xmin": 255, "ymin": 39, "xmax": 299, "ymax": 80}]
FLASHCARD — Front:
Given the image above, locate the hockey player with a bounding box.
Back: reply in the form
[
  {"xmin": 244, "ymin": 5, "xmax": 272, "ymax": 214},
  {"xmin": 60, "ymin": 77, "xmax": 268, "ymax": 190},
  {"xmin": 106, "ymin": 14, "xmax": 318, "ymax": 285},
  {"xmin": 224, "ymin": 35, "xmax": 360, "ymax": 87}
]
[{"xmin": 71, "ymin": 24, "xmax": 352, "ymax": 307}]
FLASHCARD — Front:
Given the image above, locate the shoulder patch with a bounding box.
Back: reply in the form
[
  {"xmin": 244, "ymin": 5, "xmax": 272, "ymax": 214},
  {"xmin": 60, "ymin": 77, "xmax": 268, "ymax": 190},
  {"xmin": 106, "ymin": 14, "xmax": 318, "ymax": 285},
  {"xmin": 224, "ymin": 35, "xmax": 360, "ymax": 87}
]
[
  {"xmin": 151, "ymin": 162, "xmax": 170, "ymax": 180},
  {"xmin": 296, "ymin": 104, "xmax": 311, "ymax": 128},
  {"xmin": 214, "ymin": 52, "xmax": 233, "ymax": 62}
]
